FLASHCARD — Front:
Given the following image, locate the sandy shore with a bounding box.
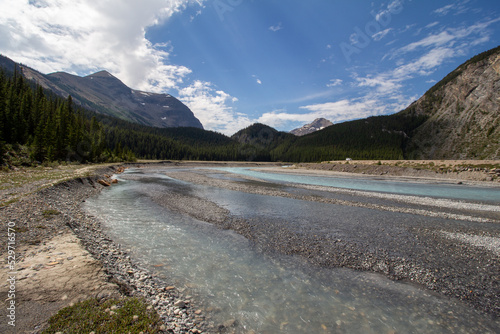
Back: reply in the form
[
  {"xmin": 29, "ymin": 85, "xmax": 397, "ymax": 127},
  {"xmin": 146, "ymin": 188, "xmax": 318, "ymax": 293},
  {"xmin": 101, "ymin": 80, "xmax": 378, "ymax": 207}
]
[{"xmin": 293, "ymin": 160, "xmax": 500, "ymax": 184}]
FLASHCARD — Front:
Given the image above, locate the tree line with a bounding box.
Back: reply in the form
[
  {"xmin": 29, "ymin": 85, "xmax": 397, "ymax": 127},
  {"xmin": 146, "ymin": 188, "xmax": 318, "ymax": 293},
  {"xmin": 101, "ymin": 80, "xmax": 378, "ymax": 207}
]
[
  {"xmin": 0, "ymin": 66, "xmax": 248, "ymax": 165},
  {"xmin": 0, "ymin": 67, "xmax": 135, "ymax": 164}
]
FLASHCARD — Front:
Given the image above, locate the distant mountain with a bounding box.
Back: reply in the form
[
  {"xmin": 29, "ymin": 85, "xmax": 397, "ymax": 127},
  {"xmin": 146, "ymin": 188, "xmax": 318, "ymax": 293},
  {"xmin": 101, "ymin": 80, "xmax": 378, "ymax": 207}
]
[
  {"xmin": 2, "ymin": 45, "xmax": 498, "ymax": 162},
  {"xmin": 290, "ymin": 118, "xmax": 333, "ymax": 136},
  {"xmin": 232, "ymin": 123, "xmax": 294, "ymax": 148},
  {"xmin": 1, "ymin": 55, "xmax": 203, "ymax": 129},
  {"xmin": 231, "ymin": 123, "xmax": 295, "ymax": 161}
]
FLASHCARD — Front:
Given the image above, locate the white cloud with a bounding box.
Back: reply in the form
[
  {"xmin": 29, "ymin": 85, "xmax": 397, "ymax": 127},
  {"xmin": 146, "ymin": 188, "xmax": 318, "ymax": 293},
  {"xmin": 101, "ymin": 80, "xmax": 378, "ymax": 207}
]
[
  {"xmin": 299, "ymin": 99, "xmax": 386, "ymax": 121},
  {"xmin": 178, "ymin": 80, "xmax": 252, "ymax": 135},
  {"xmin": 385, "ymin": 18, "xmax": 499, "ymax": 82},
  {"xmin": 433, "ymin": 4, "xmax": 454, "ymax": 16},
  {"xmin": 0, "ymin": 0, "xmax": 249, "ymax": 134},
  {"xmin": 252, "ymin": 75, "xmax": 262, "ymax": 85},
  {"xmin": 433, "ymin": 1, "xmax": 471, "ymax": 16},
  {"xmin": 269, "ymin": 22, "xmax": 283, "ymax": 32},
  {"xmin": 399, "ymin": 30, "xmax": 456, "ymax": 53},
  {"xmin": 396, "ymin": 18, "xmax": 499, "ymax": 57},
  {"xmin": 326, "ymin": 79, "xmax": 343, "ymax": 88},
  {"xmin": 372, "ymin": 28, "xmax": 392, "ymax": 41},
  {"xmin": 425, "ymin": 21, "xmax": 440, "ymax": 29},
  {"xmin": 352, "ymin": 45, "xmax": 455, "ymax": 106},
  {"xmin": 0, "ymin": 0, "xmax": 204, "ymax": 92}
]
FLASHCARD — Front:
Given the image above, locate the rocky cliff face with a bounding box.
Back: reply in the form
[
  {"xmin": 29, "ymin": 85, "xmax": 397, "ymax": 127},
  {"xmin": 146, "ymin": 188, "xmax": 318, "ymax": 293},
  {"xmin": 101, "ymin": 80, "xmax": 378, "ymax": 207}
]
[
  {"xmin": 18, "ymin": 61, "xmax": 203, "ymax": 129},
  {"xmin": 290, "ymin": 118, "xmax": 333, "ymax": 136},
  {"xmin": 405, "ymin": 47, "xmax": 500, "ymax": 159}
]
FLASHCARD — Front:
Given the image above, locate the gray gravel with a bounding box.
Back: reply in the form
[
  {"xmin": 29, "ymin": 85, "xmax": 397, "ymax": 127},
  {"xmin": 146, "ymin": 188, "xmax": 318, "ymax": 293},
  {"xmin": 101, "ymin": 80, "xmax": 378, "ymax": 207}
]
[{"xmin": 441, "ymin": 231, "xmax": 500, "ymax": 256}]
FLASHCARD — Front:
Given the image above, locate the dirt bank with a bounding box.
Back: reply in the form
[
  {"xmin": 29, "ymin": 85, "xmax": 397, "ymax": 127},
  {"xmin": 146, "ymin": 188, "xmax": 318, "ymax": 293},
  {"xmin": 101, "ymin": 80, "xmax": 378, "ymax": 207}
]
[{"xmin": 0, "ymin": 166, "xmax": 122, "ymax": 333}]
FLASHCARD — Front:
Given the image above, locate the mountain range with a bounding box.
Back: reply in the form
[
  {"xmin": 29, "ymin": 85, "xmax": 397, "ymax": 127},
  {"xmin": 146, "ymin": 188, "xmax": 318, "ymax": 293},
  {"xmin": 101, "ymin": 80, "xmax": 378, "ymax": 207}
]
[
  {"xmin": 1, "ymin": 45, "xmax": 499, "ymax": 161},
  {"xmin": 0, "ymin": 55, "xmax": 202, "ymax": 129}
]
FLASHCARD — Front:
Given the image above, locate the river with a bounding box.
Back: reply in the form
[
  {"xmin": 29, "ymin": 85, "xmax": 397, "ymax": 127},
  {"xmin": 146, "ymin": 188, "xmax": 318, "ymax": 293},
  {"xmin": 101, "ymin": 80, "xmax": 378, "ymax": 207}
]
[{"xmin": 84, "ymin": 166, "xmax": 500, "ymax": 333}]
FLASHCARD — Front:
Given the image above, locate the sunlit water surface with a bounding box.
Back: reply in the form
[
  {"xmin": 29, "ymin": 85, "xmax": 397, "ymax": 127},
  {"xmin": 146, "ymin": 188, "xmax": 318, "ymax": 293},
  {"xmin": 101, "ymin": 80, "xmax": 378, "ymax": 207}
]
[
  {"xmin": 209, "ymin": 167, "xmax": 500, "ymax": 203},
  {"xmin": 84, "ymin": 169, "xmax": 499, "ymax": 333}
]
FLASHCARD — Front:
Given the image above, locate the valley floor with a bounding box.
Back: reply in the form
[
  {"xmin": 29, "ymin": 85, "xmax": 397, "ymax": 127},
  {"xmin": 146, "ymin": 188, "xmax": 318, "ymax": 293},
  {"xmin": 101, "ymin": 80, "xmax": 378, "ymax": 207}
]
[{"xmin": 0, "ymin": 160, "xmax": 499, "ymax": 332}]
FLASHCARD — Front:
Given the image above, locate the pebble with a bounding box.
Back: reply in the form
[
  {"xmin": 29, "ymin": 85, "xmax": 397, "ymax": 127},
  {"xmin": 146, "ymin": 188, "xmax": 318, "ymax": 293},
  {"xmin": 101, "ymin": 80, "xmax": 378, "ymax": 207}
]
[{"xmin": 174, "ymin": 300, "xmax": 186, "ymax": 308}]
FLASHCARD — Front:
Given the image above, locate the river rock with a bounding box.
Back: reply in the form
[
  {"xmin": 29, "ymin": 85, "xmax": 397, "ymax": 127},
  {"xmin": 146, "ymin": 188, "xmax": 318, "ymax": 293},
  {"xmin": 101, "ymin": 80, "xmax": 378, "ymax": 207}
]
[{"xmin": 174, "ymin": 300, "xmax": 186, "ymax": 308}]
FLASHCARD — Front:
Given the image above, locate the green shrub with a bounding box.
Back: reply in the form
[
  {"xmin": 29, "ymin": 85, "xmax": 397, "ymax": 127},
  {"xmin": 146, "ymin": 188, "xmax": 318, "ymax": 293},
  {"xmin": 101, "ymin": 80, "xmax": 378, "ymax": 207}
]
[{"xmin": 43, "ymin": 297, "xmax": 161, "ymax": 334}]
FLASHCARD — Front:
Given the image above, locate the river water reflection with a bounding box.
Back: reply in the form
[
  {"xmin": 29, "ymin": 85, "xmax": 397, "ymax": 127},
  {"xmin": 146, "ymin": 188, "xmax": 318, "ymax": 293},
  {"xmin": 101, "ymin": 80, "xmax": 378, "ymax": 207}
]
[
  {"xmin": 84, "ymin": 168, "xmax": 499, "ymax": 333},
  {"xmin": 210, "ymin": 167, "xmax": 500, "ymax": 203}
]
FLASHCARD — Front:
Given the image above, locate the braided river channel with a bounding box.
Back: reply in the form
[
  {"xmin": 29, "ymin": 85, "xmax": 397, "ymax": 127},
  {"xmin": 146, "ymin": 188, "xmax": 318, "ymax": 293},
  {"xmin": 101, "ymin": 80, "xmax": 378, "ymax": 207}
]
[{"xmin": 84, "ymin": 166, "xmax": 500, "ymax": 333}]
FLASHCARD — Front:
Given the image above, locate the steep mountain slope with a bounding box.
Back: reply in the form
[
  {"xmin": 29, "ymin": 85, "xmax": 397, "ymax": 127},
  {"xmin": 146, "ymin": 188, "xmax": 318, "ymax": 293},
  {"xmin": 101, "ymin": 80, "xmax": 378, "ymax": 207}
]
[
  {"xmin": 404, "ymin": 46, "xmax": 500, "ymax": 159},
  {"xmin": 0, "ymin": 55, "xmax": 17, "ymax": 74},
  {"xmin": 290, "ymin": 118, "xmax": 333, "ymax": 136},
  {"xmin": 9, "ymin": 57, "xmax": 203, "ymax": 129}
]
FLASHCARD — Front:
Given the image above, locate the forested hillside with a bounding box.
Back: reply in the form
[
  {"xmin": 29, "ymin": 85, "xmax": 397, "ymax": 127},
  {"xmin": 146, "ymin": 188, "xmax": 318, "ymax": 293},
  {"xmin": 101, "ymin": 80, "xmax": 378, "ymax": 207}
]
[
  {"xmin": 270, "ymin": 113, "xmax": 428, "ymax": 162},
  {"xmin": 0, "ymin": 66, "xmax": 244, "ymax": 165},
  {"xmin": 232, "ymin": 123, "xmax": 296, "ymax": 161},
  {"xmin": 0, "ymin": 68, "xmax": 135, "ymax": 164}
]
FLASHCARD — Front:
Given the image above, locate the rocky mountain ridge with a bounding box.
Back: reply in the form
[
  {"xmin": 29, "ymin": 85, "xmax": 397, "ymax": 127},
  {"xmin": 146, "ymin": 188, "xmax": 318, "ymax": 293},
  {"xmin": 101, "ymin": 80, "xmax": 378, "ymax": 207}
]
[
  {"xmin": 290, "ymin": 118, "xmax": 333, "ymax": 136},
  {"xmin": 1, "ymin": 55, "xmax": 203, "ymax": 129},
  {"xmin": 404, "ymin": 46, "xmax": 500, "ymax": 159}
]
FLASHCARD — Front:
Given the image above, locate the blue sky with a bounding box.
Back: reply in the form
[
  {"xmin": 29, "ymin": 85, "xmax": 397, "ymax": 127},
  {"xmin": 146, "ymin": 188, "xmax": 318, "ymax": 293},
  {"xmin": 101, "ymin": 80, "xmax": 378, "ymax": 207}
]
[{"xmin": 1, "ymin": 0, "xmax": 499, "ymax": 135}]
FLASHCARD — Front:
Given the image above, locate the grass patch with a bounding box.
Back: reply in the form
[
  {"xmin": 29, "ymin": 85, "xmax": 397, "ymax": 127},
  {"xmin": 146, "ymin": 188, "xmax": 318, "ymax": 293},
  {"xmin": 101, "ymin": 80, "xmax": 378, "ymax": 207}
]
[
  {"xmin": 43, "ymin": 209, "xmax": 61, "ymax": 218},
  {"xmin": 0, "ymin": 198, "xmax": 19, "ymax": 207},
  {"xmin": 42, "ymin": 297, "xmax": 161, "ymax": 334}
]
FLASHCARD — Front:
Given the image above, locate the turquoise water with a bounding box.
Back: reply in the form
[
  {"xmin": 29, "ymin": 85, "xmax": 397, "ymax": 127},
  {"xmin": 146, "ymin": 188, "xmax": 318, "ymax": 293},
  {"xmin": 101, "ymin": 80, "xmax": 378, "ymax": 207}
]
[
  {"xmin": 83, "ymin": 169, "xmax": 500, "ymax": 333},
  {"xmin": 210, "ymin": 167, "xmax": 500, "ymax": 203}
]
